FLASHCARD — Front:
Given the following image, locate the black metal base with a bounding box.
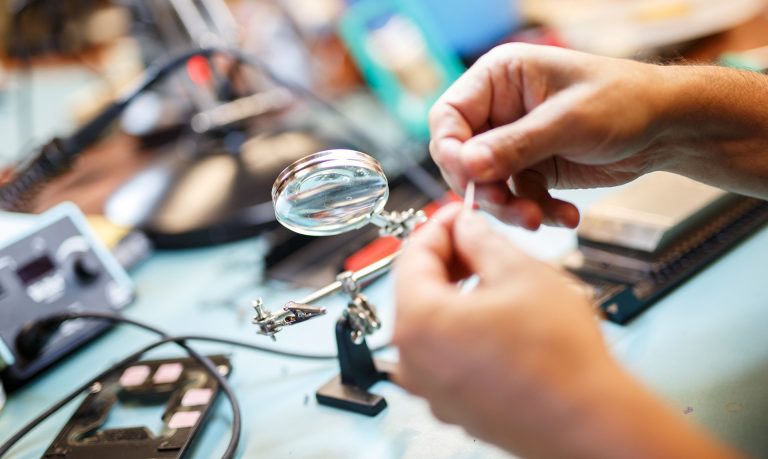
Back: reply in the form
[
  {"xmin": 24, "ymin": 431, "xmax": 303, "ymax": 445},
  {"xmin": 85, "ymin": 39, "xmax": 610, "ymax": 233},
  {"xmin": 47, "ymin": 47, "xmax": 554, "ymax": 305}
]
[
  {"xmin": 316, "ymin": 374, "xmax": 387, "ymax": 416},
  {"xmin": 315, "ymin": 317, "xmax": 391, "ymax": 416}
]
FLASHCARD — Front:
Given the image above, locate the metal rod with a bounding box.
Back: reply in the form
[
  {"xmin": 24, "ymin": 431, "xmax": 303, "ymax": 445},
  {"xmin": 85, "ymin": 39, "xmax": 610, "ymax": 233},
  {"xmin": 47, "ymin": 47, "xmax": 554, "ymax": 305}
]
[
  {"xmin": 191, "ymin": 88, "xmax": 293, "ymax": 133},
  {"xmin": 369, "ymin": 212, "xmax": 389, "ymax": 229},
  {"xmin": 464, "ymin": 181, "xmax": 476, "ymax": 212},
  {"xmin": 299, "ymin": 251, "xmax": 400, "ymax": 305}
]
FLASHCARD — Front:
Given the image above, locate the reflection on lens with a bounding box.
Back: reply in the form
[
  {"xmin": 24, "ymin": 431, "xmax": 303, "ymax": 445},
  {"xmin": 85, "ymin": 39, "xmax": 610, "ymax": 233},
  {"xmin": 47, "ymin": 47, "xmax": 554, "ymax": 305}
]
[{"xmin": 273, "ymin": 150, "xmax": 389, "ymax": 236}]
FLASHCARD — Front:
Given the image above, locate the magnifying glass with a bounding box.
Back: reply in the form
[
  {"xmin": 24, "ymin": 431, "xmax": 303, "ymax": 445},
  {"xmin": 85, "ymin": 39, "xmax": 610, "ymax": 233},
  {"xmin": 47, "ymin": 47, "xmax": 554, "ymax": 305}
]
[{"xmin": 272, "ymin": 149, "xmax": 424, "ymax": 238}]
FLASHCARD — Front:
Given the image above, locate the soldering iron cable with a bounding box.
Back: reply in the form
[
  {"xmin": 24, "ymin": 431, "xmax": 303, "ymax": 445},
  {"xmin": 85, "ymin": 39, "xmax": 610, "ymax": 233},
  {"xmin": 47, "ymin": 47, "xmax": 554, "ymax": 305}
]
[{"xmin": 0, "ymin": 47, "xmax": 445, "ymax": 211}]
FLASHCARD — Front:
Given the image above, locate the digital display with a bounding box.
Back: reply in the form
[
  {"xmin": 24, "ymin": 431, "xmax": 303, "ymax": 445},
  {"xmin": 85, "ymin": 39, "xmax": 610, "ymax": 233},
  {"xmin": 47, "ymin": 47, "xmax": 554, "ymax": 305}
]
[{"xmin": 16, "ymin": 255, "xmax": 56, "ymax": 285}]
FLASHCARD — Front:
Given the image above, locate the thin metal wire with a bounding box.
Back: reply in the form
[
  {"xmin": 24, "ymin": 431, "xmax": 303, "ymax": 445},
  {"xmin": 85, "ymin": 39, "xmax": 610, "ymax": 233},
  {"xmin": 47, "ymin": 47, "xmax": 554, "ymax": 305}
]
[{"xmin": 464, "ymin": 181, "xmax": 476, "ymax": 212}]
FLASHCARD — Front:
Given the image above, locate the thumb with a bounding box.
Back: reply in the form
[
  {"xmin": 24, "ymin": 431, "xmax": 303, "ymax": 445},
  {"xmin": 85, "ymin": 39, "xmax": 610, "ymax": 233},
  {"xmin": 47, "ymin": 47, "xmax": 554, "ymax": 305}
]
[
  {"xmin": 452, "ymin": 211, "xmax": 532, "ymax": 282},
  {"xmin": 460, "ymin": 104, "xmax": 568, "ymax": 183}
]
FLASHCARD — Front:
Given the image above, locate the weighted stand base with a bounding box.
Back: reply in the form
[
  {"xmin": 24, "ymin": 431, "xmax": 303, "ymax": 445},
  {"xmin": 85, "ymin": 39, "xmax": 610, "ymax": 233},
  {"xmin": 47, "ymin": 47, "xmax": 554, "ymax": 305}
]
[
  {"xmin": 316, "ymin": 374, "xmax": 387, "ymax": 416},
  {"xmin": 315, "ymin": 317, "xmax": 394, "ymax": 416}
]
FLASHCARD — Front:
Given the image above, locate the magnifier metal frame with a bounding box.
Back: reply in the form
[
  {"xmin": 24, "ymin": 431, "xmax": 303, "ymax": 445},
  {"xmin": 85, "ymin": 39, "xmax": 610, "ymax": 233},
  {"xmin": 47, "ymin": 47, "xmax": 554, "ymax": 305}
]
[
  {"xmin": 256, "ymin": 149, "xmax": 427, "ymax": 340},
  {"xmin": 271, "ymin": 149, "xmax": 424, "ymax": 238},
  {"xmin": 256, "ymin": 149, "xmax": 432, "ymax": 415}
]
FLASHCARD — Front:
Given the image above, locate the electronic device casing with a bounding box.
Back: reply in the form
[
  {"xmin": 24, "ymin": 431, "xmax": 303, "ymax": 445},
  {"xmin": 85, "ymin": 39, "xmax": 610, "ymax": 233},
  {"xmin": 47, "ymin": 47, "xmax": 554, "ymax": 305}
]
[
  {"xmin": 0, "ymin": 202, "xmax": 135, "ymax": 390},
  {"xmin": 43, "ymin": 355, "xmax": 231, "ymax": 459}
]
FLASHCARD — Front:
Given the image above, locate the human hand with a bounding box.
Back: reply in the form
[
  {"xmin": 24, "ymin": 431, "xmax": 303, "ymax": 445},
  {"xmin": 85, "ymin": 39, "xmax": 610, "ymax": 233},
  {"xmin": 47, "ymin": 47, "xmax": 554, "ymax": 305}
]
[
  {"xmin": 393, "ymin": 204, "xmax": 743, "ymax": 459},
  {"xmin": 429, "ymin": 44, "xmax": 673, "ymax": 229},
  {"xmin": 393, "ymin": 203, "xmax": 615, "ymax": 456}
]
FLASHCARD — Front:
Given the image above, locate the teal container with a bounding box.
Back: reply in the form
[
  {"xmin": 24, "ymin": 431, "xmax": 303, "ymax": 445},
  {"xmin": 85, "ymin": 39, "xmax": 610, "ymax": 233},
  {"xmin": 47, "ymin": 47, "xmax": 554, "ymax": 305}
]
[
  {"xmin": 339, "ymin": 0, "xmax": 466, "ymax": 139},
  {"xmin": 409, "ymin": 0, "xmax": 521, "ymax": 57}
]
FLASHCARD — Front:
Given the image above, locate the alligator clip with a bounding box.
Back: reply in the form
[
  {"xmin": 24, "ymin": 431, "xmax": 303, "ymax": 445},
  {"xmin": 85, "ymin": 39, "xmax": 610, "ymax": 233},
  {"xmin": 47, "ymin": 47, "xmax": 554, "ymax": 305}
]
[{"xmin": 252, "ymin": 299, "xmax": 326, "ymax": 340}]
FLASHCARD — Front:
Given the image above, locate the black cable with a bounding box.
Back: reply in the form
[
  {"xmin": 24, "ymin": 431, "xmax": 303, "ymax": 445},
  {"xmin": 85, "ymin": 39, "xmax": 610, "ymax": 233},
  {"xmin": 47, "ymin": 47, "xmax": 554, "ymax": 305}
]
[
  {"xmin": 0, "ymin": 310, "xmax": 363, "ymax": 458},
  {"xmin": 20, "ymin": 311, "xmax": 340, "ymax": 361},
  {"xmin": 64, "ymin": 48, "xmax": 221, "ymax": 154},
  {"xmin": 0, "ymin": 45, "xmax": 445, "ymax": 211},
  {"xmin": 230, "ymin": 51, "xmax": 447, "ymax": 201},
  {"xmin": 13, "ymin": 311, "xmax": 243, "ymax": 459},
  {"xmin": 0, "ymin": 335, "xmax": 229, "ymax": 458},
  {"xmin": 0, "ymin": 47, "xmax": 222, "ymax": 211}
]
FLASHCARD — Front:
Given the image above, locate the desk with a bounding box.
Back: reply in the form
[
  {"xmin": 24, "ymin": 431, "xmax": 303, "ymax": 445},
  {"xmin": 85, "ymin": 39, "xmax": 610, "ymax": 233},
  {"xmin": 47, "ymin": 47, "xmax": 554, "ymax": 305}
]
[
  {"xmin": 3, "ymin": 10, "xmax": 768, "ymax": 459},
  {"xmin": 1, "ymin": 184, "xmax": 768, "ymax": 458}
]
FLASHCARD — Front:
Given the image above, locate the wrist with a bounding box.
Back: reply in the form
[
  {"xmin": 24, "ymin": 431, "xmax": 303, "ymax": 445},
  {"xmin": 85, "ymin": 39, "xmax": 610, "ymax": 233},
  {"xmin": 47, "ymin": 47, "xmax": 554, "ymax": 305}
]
[
  {"xmin": 649, "ymin": 65, "xmax": 768, "ymax": 196},
  {"xmin": 557, "ymin": 362, "xmax": 741, "ymax": 459}
]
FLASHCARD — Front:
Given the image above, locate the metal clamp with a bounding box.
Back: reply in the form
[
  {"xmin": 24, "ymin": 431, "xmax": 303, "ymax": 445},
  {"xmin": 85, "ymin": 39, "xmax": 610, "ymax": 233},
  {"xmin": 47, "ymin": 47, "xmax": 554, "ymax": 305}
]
[
  {"xmin": 251, "ymin": 299, "xmax": 326, "ymax": 340},
  {"xmin": 371, "ymin": 209, "xmax": 426, "ymax": 239},
  {"xmin": 251, "ymin": 252, "xmax": 398, "ymax": 339},
  {"xmin": 338, "ymin": 271, "xmax": 381, "ymax": 343}
]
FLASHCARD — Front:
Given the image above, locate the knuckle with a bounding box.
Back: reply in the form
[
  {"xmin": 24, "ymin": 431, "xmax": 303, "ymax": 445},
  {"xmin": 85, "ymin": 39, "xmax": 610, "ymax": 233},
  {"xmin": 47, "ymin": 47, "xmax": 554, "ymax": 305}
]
[
  {"xmin": 494, "ymin": 130, "xmax": 531, "ymax": 173},
  {"xmin": 483, "ymin": 42, "xmax": 530, "ymax": 63},
  {"xmin": 480, "ymin": 45, "xmax": 507, "ymax": 63},
  {"xmin": 427, "ymin": 103, "xmax": 444, "ymax": 129},
  {"xmin": 481, "ymin": 43, "xmax": 519, "ymax": 61}
]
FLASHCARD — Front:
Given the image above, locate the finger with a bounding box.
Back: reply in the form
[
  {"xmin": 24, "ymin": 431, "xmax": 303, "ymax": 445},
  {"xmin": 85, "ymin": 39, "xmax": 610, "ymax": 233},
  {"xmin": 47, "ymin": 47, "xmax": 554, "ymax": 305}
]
[
  {"xmin": 430, "ymin": 138, "xmax": 469, "ymax": 195},
  {"xmin": 428, "ymin": 99, "xmax": 475, "ymax": 144},
  {"xmin": 541, "ymin": 198, "xmax": 580, "ymax": 228},
  {"xmin": 473, "ymin": 183, "xmax": 543, "ymax": 229},
  {"xmin": 428, "ymin": 61, "xmax": 495, "ymax": 143},
  {"xmin": 474, "ymin": 170, "xmax": 579, "ymax": 228},
  {"xmin": 422, "ymin": 202, "xmax": 474, "ymax": 280},
  {"xmin": 478, "ymin": 197, "xmax": 543, "ymax": 230},
  {"xmin": 429, "ymin": 55, "xmax": 524, "ymax": 190},
  {"xmin": 459, "ymin": 102, "xmax": 569, "ymax": 182},
  {"xmin": 452, "ymin": 211, "xmax": 534, "ymax": 283},
  {"xmin": 511, "ymin": 170, "xmax": 580, "ymax": 228},
  {"xmin": 485, "ymin": 201, "xmax": 543, "ymax": 230},
  {"xmin": 474, "ymin": 182, "xmax": 510, "ymax": 205},
  {"xmin": 395, "ymin": 203, "xmax": 463, "ymax": 305}
]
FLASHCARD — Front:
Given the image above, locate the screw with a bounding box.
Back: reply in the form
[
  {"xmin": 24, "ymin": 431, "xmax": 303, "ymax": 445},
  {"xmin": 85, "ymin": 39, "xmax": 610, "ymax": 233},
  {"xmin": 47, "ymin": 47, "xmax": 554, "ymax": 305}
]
[{"xmin": 252, "ymin": 298, "xmax": 267, "ymax": 320}]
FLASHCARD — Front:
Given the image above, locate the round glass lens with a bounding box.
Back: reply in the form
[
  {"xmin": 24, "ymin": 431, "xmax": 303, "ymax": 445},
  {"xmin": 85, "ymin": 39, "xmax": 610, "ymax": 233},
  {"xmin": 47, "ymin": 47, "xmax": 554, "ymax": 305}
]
[{"xmin": 272, "ymin": 150, "xmax": 389, "ymax": 236}]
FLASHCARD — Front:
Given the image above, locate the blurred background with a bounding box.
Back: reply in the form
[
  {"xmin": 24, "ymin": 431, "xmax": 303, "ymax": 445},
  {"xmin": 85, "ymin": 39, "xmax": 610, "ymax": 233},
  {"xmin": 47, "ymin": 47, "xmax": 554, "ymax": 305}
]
[
  {"xmin": 2, "ymin": 4, "xmax": 768, "ymax": 454},
  {"xmin": 0, "ymin": 0, "xmax": 767, "ymax": 277}
]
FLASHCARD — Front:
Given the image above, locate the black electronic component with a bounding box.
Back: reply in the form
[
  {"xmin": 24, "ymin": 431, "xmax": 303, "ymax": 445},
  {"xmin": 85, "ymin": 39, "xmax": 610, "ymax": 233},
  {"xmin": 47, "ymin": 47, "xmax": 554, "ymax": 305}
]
[
  {"xmin": 72, "ymin": 252, "xmax": 102, "ymax": 283},
  {"xmin": 16, "ymin": 254, "xmax": 55, "ymax": 285},
  {"xmin": 568, "ymin": 197, "xmax": 768, "ymax": 323},
  {"xmin": 43, "ymin": 355, "xmax": 231, "ymax": 459},
  {"xmin": 0, "ymin": 204, "xmax": 135, "ymax": 389}
]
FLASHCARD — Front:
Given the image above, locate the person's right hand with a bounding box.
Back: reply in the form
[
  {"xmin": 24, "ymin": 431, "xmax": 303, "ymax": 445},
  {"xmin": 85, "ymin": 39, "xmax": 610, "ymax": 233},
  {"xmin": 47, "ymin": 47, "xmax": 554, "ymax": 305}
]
[
  {"xmin": 394, "ymin": 204, "xmax": 744, "ymax": 459},
  {"xmin": 429, "ymin": 44, "xmax": 675, "ymax": 229}
]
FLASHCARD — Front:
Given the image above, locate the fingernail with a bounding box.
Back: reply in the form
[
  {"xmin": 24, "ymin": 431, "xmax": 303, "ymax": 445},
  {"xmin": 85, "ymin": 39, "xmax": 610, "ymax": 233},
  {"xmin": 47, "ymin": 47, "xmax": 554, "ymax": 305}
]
[{"xmin": 462, "ymin": 143, "xmax": 496, "ymax": 181}]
